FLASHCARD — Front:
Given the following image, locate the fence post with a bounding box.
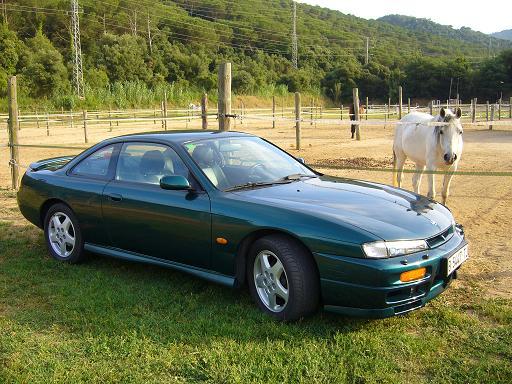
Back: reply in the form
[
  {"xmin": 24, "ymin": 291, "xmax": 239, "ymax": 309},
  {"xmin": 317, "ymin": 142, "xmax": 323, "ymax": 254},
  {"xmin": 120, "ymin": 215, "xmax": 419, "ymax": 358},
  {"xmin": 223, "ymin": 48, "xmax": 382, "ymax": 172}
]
[
  {"xmin": 163, "ymin": 90, "xmax": 168, "ymax": 130},
  {"xmin": 46, "ymin": 113, "xmax": 50, "ymax": 136},
  {"xmin": 310, "ymin": 99, "xmax": 314, "ymax": 126},
  {"xmin": 398, "ymin": 86, "xmax": 403, "ymax": 120},
  {"xmin": 161, "ymin": 101, "xmax": 165, "ymax": 129},
  {"xmin": 489, "ymin": 104, "xmax": 494, "ymax": 131},
  {"xmin": 498, "ymin": 99, "xmax": 502, "ymax": 120},
  {"xmin": 239, "ymin": 101, "xmax": 244, "ymax": 126},
  {"xmin": 509, "ymin": 96, "xmax": 512, "ymax": 119},
  {"xmin": 295, "ymin": 92, "xmax": 301, "ymax": 150},
  {"xmin": 272, "ymin": 96, "xmax": 276, "ymax": 129},
  {"xmin": 387, "ymin": 99, "xmax": 390, "ymax": 120},
  {"xmin": 83, "ymin": 110, "xmax": 88, "ymax": 143},
  {"xmin": 153, "ymin": 106, "xmax": 157, "ymax": 125},
  {"xmin": 384, "ymin": 104, "xmax": 388, "ymax": 127},
  {"xmin": 218, "ymin": 62, "xmax": 232, "ymax": 131},
  {"xmin": 471, "ymin": 99, "xmax": 476, "ymax": 123},
  {"xmin": 36, "ymin": 109, "xmax": 40, "ymax": 129},
  {"xmin": 109, "ymin": 109, "xmax": 113, "ymax": 132},
  {"xmin": 353, "ymin": 87, "xmax": 361, "ymax": 141},
  {"xmin": 7, "ymin": 76, "xmax": 19, "ymax": 190},
  {"xmin": 429, "ymin": 100, "xmax": 433, "ymax": 115},
  {"xmin": 407, "ymin": 98, "xmax": 411, "ymax": 114},
  {"xmin": 201, "ymin": 93, "xmax": 208, "ymax": 130},
  {"xmin": 486, "ymin": 101, "xmax": 489, "ymax": 121},
  {"xmin": 70, "ymin": 109, "xmax": 74, "ymax": 129},
  {"xmin": 340, "ymin": 104, "xmax": 343, "ymax": 120},
  {"xmin": 365, "ymin": 96, "xmax": 369, "ymax": 121}
]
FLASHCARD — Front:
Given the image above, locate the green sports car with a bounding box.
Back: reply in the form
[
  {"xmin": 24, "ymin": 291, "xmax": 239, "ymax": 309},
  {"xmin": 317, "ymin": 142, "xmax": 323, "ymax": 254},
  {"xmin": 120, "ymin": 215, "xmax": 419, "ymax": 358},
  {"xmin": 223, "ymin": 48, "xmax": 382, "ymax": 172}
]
[{"xmin": 17, "ymin": 131, "xmax": 468, "ymax": 321}]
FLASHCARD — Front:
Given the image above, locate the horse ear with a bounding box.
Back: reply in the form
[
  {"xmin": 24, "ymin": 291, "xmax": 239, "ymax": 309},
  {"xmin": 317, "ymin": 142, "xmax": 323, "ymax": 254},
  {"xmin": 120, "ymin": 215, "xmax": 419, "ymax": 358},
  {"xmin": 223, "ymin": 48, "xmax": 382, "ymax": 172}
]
[
  {"xmin": 440, "ymin": 108, "xmax": 446, "ymax": 118},
  {"xmin": 456, "ymin": 107, "xmax": 462, "ymax": 119}
]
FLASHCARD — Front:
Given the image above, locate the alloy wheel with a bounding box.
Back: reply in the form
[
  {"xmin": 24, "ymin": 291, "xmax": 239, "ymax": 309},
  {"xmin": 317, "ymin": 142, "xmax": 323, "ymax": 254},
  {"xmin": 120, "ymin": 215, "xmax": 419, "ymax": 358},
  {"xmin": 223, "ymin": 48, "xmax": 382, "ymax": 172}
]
[
  {"xmin": 48, "ymin": 212, "xmax": 76, "ymax": 258},
  {"xmin": 253, "ymin": 250, "xmax": 289, "ymax": 312}
]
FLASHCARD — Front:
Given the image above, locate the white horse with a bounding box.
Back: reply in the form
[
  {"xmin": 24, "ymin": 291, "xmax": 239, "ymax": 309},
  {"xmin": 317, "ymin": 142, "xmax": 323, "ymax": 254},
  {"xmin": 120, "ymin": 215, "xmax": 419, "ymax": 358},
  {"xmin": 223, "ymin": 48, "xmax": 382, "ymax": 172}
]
[{"xmin": 393, "ymin": 108, "xmax": 464, "ymax": 205}]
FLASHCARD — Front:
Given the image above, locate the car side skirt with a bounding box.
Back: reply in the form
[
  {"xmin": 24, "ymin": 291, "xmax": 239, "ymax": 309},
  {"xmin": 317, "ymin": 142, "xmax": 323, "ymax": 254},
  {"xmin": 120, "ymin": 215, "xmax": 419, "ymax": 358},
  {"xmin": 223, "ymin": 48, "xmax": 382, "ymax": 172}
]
[{"xmin": 84, "ymin": 243, "xmax": 236, "ymax": 287}]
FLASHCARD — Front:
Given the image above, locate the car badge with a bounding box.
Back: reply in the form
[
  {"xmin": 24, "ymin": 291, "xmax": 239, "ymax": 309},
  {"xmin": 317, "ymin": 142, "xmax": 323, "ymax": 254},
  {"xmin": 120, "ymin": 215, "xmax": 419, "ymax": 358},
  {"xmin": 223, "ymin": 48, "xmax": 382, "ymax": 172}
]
[{"xmin": 429, "ymin": 219, "xmax": 438, "ymax": 227}]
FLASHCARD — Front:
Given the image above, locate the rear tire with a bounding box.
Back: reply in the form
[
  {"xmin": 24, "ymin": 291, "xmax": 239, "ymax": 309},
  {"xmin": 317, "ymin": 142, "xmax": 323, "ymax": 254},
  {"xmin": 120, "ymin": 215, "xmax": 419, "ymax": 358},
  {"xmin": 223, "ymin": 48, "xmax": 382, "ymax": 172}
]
[
  {"xmin": 247, "ymin": 235, "xmax": 320, "ymax": 321},
  {"xmin": 43, "ymin": 203, "xmax": 85, "ymax": 264}
]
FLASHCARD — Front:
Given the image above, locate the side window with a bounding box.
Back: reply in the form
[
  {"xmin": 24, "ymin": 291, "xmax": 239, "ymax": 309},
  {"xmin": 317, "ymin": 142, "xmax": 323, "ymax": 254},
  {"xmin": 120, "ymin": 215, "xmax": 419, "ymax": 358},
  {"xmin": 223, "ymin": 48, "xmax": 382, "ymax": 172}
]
[
  {"xmin": 71, "ymin": 145, "xmax": 115, "ymax": 179},
  {"xmin": 116, "ymin": 143, "xmax": 190, "ymax": 185}
]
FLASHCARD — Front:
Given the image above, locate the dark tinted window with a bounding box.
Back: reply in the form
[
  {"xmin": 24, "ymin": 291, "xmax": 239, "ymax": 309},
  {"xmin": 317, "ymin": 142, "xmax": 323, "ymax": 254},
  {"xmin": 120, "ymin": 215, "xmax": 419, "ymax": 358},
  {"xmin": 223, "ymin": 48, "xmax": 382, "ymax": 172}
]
[{"xmin": 71, "ymin": 145, "xmax": 115, "ymax": 178}]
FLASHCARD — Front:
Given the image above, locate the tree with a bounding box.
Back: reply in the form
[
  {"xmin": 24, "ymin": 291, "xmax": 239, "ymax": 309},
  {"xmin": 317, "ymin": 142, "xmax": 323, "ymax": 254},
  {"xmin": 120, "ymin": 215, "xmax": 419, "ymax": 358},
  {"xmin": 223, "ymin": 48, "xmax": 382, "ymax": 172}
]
[
  {"xmin": 0, "ymin": 23, "xmax": 25, "ymax": 95},
  {"xmin": 95, "ymin": 33, "xmax": 152, "ymax": 84},
  {"xmin": 19, "ymin": 29, "xmax": 69, "ymax": 98}
]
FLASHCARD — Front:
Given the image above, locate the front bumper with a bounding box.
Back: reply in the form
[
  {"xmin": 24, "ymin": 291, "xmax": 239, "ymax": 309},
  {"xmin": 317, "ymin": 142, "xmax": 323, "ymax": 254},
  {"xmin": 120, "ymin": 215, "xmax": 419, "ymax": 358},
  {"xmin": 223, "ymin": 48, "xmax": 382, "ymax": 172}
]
[{"xmin": 315, "ymin": 231, "xmax": 467, "ymax": 318}]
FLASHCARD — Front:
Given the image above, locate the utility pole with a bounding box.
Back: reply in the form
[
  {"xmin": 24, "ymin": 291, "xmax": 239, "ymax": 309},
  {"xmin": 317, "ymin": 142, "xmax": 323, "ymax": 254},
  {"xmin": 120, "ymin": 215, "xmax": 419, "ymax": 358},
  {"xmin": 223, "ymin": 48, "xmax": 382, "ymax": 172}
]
[
  {"xmin": 365, "ymin": 37, "xmax": 369, "ymax": 65},
  {"xmin": 448, "ymin": 77, "xmax": 453, "ymax": 102},
  {"xmin": 71, "ymin": 0, "xmax": 85, "ymax": 99},
  {"xmin": 147, "ymin": 11, "xmax": 152, "ymax": 54},
  {"xmin": 291, "ymin": 1, "xmax": 298, "ymax": 69}
]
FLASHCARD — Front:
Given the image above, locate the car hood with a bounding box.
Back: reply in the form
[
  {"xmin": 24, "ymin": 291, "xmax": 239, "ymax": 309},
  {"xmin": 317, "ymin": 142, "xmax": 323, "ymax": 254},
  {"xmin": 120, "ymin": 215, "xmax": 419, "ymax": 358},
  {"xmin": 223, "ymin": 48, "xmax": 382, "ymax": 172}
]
[{"xmin": 233, "ymin": 176, "xmax": 453, "ymax": 241}]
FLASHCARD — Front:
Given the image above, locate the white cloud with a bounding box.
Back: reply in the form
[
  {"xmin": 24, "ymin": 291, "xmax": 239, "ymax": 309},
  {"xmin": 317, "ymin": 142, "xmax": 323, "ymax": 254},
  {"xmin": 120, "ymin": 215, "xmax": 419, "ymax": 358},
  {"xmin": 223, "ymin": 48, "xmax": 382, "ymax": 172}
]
[{"xmin": 298, "ymin": 0, "xmax": 511, "ymax": 34}]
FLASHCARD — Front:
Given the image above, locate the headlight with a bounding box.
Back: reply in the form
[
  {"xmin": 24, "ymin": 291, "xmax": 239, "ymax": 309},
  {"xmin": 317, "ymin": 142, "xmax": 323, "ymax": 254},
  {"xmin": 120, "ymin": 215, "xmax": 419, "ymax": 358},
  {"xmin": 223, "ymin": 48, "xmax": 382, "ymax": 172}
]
[{"xmin": 362, "ymin": 240, "xmax": 428, "ymax": 258}]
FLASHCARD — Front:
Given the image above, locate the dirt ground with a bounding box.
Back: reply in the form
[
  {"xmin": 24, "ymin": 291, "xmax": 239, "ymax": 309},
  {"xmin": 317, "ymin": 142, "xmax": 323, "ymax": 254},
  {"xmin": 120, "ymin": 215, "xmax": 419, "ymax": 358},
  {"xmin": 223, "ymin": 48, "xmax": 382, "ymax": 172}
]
[{"xmin": 1, "ymin": 117, "xmax": 511, "ymax": 299}]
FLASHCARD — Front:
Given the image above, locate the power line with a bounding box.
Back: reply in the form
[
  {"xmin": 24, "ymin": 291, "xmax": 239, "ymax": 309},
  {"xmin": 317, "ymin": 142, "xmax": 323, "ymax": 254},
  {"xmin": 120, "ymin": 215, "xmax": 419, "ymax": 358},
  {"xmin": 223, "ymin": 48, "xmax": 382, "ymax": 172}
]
[{"xmin": 103, "ymin": 0, "xmax": 366, "ymax": 46}]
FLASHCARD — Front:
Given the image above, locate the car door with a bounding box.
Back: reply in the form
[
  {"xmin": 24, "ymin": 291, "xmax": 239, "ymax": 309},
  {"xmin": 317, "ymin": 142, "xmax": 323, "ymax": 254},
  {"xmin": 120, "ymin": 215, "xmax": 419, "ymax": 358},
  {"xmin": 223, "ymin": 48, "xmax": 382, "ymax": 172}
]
[
  {"xmin": 102, "ymin": 142, "xmax": 212, "ymax": 269},
  {"xmin": 65, "ymin": 143, "xmax": 121, "ymax": 246}
]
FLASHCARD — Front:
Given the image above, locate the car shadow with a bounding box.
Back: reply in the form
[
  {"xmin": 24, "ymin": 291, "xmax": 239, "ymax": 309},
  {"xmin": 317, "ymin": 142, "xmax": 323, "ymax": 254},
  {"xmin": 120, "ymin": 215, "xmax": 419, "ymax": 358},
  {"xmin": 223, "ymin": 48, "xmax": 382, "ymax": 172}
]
[{"xmin": 1, "ymin": 221, "xmax": 388, "ymax": 347}]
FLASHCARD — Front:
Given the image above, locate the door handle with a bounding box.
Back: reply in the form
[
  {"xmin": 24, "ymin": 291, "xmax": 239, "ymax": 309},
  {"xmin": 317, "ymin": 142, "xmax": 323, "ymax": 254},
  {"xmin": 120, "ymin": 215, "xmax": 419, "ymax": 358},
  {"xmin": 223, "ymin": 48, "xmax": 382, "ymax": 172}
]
[{"xmin": 107, "ymin": 193, "xmax": 123, "ymax": 202}]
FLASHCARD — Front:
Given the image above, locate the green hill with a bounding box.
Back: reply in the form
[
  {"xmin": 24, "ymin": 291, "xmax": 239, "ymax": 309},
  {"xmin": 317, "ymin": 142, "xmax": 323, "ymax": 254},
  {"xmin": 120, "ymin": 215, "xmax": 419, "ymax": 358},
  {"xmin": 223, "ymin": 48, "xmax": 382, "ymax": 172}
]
[
  {"xmin": 378, "ymin": 14, "xmax": 512, "ymax": 50},
  {"xmin": 492, "ymin": 29, "xmax": 512, "ymax": 41},
  {"xmin": 0, "ymin": 0, "xmax": 510, "ymax": 110}
]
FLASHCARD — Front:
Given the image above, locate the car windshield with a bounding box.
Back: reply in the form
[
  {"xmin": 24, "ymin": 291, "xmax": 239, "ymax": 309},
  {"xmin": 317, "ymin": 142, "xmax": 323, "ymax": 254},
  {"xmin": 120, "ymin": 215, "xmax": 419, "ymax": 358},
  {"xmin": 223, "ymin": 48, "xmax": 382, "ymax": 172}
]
[{"xmin": 183, "ymin": 136, "xmax": 316, "ymax": 191}]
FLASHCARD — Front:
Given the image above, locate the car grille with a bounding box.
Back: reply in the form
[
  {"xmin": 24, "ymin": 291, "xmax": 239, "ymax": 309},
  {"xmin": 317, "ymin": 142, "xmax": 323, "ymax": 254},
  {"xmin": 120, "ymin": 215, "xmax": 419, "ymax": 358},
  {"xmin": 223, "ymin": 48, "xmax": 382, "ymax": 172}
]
[{"xmin": 426, "ymin": 225, "xmax": 454, "ymax": 249}]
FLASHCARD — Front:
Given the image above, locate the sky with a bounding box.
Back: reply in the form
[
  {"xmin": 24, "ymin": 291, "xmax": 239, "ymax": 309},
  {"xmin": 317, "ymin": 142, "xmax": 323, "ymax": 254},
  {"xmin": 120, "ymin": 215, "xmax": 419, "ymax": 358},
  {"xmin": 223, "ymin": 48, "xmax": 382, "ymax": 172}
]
[{"xmin": 299, "ymin": 0, "xmax": 511, "ymax": 34}]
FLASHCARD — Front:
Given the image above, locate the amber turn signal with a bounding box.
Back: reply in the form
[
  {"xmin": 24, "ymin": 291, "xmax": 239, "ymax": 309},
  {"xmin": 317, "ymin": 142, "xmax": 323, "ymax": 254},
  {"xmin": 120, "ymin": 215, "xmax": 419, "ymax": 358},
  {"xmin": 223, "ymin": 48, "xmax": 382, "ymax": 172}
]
[
  {"xmin": 400, "ymin": 267, "xmax": 426, "ymax": 282},
  {"xmin": 216, "ymin": 237, "xmax": 228, "ymax": 245}
]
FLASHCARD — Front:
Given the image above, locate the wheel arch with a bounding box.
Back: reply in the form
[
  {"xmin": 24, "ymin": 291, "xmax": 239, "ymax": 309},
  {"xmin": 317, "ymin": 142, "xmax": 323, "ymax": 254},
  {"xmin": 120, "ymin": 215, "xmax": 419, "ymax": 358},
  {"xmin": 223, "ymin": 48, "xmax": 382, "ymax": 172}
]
[
  {"xmin": 39, "ymin": 198, "xmax": 73, "ymax": 228},
  {"xmin": 234, "ymin": 228, "xmax": 319, "ymax": 288}
]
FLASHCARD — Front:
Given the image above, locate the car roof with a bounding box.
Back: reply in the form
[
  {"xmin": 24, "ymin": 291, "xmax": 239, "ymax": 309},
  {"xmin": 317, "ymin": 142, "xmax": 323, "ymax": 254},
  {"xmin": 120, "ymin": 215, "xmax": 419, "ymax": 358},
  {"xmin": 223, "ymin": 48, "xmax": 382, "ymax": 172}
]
[{"xmin": 108, "ymin": 130, "xmax": 255, "ymax": 145}]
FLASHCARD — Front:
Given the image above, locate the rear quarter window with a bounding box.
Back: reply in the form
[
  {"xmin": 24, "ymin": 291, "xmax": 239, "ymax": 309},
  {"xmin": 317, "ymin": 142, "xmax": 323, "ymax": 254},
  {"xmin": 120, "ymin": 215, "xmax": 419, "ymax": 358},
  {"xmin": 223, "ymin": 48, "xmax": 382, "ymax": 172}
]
[{"xmin": 70, "ymin": 145, "xmax": 116, "ymax": 179}]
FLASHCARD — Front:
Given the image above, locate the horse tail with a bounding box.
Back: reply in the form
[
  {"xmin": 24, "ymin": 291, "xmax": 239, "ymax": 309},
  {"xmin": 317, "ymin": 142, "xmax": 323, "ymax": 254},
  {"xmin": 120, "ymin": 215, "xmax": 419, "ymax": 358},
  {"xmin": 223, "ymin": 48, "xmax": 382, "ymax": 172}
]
[{"xmin": 392, "ymin": 149, "xmax": 398, "ymax": 187}]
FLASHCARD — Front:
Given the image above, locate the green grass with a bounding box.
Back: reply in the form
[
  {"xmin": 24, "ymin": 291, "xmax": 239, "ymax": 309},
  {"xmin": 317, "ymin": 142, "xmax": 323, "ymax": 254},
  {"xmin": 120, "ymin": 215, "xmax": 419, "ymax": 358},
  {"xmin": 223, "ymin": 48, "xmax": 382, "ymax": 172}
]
[{"xmin": 0, "ymin": 198, "xmax": 511, "ymax": 383}]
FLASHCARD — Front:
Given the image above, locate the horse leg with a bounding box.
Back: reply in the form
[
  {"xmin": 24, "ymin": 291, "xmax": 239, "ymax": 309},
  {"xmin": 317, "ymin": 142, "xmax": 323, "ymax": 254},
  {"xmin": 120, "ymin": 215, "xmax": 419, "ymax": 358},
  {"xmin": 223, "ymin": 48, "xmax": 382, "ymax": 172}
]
[
  {"xmin": 393, "ymin": 150, "xmax": 407, "ymax": 188},
  {"xmin": 441, "ymin": 166, "xmax": 456, "ymax": 205},
  {"xmin": 412, "ymin": 164, "xmax": 425, "ymax": 194},
  {"xmin": 426, "ymin": 164, "xmax": 436, "ymax": 200}
]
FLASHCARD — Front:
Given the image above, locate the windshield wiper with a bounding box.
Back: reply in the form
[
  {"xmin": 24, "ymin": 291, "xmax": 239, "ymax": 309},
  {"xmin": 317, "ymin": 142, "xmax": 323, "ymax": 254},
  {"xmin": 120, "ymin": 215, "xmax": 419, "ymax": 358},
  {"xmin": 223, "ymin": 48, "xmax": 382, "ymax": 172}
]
[
  {"xmin": 224, "ymin": 174, "xmax": 318, "ymax": 192},
  {"xmin": 279, "ymin": 173, "xmax": 318, "ymax": 181},
  {"xmin": 224, "ymin": 179, "xmax": 294, "ymax": 192}
]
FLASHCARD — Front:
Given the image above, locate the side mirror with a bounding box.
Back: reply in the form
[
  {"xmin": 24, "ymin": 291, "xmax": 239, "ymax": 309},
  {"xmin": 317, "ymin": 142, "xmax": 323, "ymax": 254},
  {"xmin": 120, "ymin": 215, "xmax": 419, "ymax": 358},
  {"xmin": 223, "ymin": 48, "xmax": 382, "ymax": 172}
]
[
  {"xmin": 160, "ymin": 175, "xmax": 192, "ymax": 191},
  {"xmin": 297, "ymin": 157, "xmax": 306, "ymax": 165}
]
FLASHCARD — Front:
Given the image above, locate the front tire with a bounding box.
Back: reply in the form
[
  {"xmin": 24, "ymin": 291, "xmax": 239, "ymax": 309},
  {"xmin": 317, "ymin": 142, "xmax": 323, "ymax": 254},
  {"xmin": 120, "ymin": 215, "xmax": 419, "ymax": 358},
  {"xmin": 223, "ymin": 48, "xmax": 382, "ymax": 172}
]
[
  {"xmin": 43, "ymin": 203, "xmax": 85, "ymax": 264},
  {"xmin": 247, "ymin": 235, "xmax": 320, "ymax": 321}
]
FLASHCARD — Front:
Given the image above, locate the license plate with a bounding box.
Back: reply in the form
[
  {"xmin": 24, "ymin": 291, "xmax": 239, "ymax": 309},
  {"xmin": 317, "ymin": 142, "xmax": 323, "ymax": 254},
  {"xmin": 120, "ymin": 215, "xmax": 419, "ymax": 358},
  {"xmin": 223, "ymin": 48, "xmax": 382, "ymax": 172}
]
[{"xmin": 446, "ymin": 245, "xmax": 468, "ymax": 276}]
